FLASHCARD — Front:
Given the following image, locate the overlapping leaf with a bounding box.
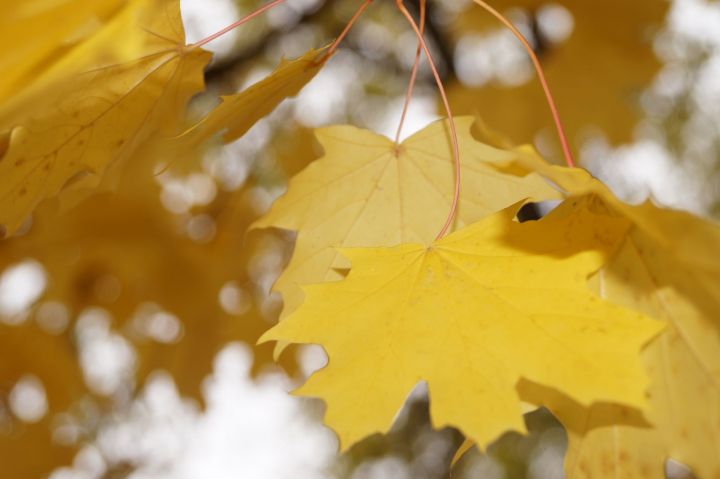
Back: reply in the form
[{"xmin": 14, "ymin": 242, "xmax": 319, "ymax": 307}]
[
  {"xmin": 260, "ymin": 198, "xmax": 662, "ymax": 450},
  {"xmin": 0, "ymin": 0, "xmax": 712, "ymax": 477},
  {"xmin": 253, "ymin": 117, "xmax": 560, "ymax": 347},
  {"xmin": 0, "ymin": 0, "xmax": 125, "ymax": 102},
  {"xmin": 0, "ymin": 0, "xmax": 212, "ymax": 237},
  {"xmin": 486, "ymin": 152, "xmax": 720, "ymax": 478},
  {"xmin": 0, "ymin": 0, "xmax": 332, "ymax": 239}
]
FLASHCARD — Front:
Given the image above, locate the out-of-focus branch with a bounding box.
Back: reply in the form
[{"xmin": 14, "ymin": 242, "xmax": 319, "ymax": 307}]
[
  {"xmin": 205, "ymin": 0, "xmax": 335, "ymax": 83},
  {"xmin": 204, "ymin": 0, "xmax": 458, "ymax": 84}
]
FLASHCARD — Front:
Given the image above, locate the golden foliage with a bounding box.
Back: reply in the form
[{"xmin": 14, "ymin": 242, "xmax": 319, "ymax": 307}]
[
  {"xmin": 0, "ymin": 0, "xmax": 125, "ymax": 102},
  {"xmin": 1, "ymin": 1, "xmax": 718, "ymax": 478},
  {"xmin": 253, "ymin": 117, "xmax": 559, "ymax": 348},
  {"xmin": 0, "ymin": 322, "xmax": 84, "ymax": 478},
  {"xmin": 447, "ymin": 0, "xmax": 667, "ymax": 150},
  {"xmin": 485, "ymin": 150, "xmax": 720, "ymax": 478},
  {"xmin": 0, "ymin": 141, "xmax": 293, "ymax": 399},
  {"xmin": 0, "ymin": 0, "xmax": 212, "ymax": 236},
  {"xmin": 181, "ymin": 47, "xmax": 328, "ymax": 145},
  {"xmin": 260, "ymin": 198, "xmax": 661, "ymax": 450}
]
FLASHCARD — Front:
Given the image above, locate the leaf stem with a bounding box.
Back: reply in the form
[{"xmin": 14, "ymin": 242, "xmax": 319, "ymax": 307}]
[
  {"xmin": 314, "ymin": 0, "xmax": 374, "ymax": 64},
  {"xmin": 395, "ymin": 0, "xmax": 426, "ymax": 144},
  {"xmin": 470, "ymin": 0, "xmax": 575, "ymax": 168},
  {"xmin": 190, "ymin": 0, "xmax": 288, "ymax": 50},
  {"xmin": 396, "ymin": 0, "xmax": 461, "ymax": 241}
]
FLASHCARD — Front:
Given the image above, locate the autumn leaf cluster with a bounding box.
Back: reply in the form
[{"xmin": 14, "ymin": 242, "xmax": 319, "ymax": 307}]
[{"xmin": 0, "ymin": 1, "xmax": 718, "ymax": 478}]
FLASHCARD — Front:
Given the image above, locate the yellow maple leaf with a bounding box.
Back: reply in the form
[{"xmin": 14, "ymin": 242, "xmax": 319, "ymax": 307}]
[
  {"xmin": 253, "ymin": 117, "xmax": 561, "ymax": 352},
  {"xmin": 491, "ymin": 145, "xmax": 720, "ymax": 272},
  {"xmin": 486, "ymin": 152, "xmax": 720, "ymax": 478},
  {"xmin": 541, "ymin": 219, "xmax": 719, "ymax": 479},
  {"xmin": 0, "ymin": 0, "xmax": 124, "ymax": 102},
  {"xmin": 0, "ymin": 0, "xmax": 212, "ymax": 237},
  {"xmin": 180, "ymin": 47, "xmax": 328, "ymax": 146},
  {"xmin": 518, "ymin": 379, "xmax": 664, "ymax": 478},
  {"xmin": 540, "ymin": 257, "xmax": 720, "ymax": 478},
  {"xmin": 592, "ymin": 235, "xmax": 720, "ymax": 478},
  {"xmin": 260, "ymin": 198, "xmax": 662, "ymax": 450}
]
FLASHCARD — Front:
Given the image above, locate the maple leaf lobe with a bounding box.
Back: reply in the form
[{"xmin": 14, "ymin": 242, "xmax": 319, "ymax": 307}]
[{"xmin": 261, "ymin": 199, "xmax": 662, "ymax": 451}]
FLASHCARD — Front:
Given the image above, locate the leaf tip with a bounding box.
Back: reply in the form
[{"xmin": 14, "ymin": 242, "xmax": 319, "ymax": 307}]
[
  {"xmin": 450, "ymin": 438, "xmax": 476, "ymax": 467},
  {"xmin": 256, "ymin": 328, "xmax": 276, "ymax": 346}
]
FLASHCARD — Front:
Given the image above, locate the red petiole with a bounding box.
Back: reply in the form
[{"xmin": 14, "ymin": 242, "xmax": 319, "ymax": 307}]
[
  {"xmin": 395, "ymin": 0, "xmax": 426, "ymax": 144},
  {"xmin": 395, "ymin": 0, "xmax": 461, "ymax": 240},
  {"xmin": 190, "ymin": 0, "xmax": 575, "ymax": 241},
  {"xmin": 471, "ymin": 0, "xmax": 576, "ymax": 168},
  {"xmin": 191, "ymin": 0, "xmax": 289, "ymax": 49}
]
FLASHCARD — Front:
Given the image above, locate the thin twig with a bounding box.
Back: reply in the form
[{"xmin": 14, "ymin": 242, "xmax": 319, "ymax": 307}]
[{"xmin": 470, "ymin": 0, "xmax": 575, "ymax": 167}]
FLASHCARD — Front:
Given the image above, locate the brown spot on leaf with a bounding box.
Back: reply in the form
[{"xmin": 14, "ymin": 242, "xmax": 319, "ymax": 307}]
[
  {"xmin": 19, "ymin": 186, "xmax": 27, "ymax": 196},
  {"xmin": 0, "ymin": 224, "xmax": 6, "ymax": 239}
]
